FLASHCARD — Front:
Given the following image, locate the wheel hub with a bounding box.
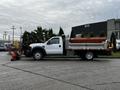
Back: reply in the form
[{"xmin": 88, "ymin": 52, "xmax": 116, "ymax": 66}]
[
  {"xmin": 86, "ymin": 52, "xmax": 93, "ymax": 60},
  {"xmin": 35, "ymin": 53, "xmax": 41, "ymax": 59}
]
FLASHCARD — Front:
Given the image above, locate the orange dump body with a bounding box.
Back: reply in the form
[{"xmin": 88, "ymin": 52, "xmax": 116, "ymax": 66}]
[{"xmin": 69, "ymin": 37, "xmax": 106, "ymax": 43}]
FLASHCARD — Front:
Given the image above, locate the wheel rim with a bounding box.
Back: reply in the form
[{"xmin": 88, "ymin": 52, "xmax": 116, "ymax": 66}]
[
  {"xmin": 86, "ymin": 52, "xmax": 93, "ymax": 60},
  {"xmin": 35, "ymin": 52, "xmax": 41, "ymax": 60}
]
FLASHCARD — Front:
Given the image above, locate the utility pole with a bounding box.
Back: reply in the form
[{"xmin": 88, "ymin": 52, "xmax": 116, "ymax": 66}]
[
  {"xmin": 20, "ymin": 27, "xmax": 23, "ymax": 53},
  {"xmin": 4, "ymin": 31, "xmax": 7, "ymax": 40},
  {"xmin": 20, "ymin": 27, "xmax": 22, "ymax": 39},
  {"xmin": 20, "ymin": 26, "xmax": 23, "ymax": 44},
  {"xmin": 11, "ymin": 26, "xmax": 16, "ymax": 45}
]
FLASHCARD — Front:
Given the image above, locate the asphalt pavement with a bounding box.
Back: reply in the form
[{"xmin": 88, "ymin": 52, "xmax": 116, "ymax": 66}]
[{"xmin": 0, "ymin": 52, "xmax": 120, "ymax": 90}]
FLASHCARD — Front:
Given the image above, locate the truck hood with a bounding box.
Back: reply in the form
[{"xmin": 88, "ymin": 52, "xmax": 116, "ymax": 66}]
[{"xmin": 29, "ymin": 43, "xmax": 45, "ymax": 48}]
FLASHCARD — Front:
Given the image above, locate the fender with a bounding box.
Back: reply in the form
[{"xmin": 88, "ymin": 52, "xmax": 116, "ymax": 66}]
[{"xmin": 31, "ymin": 46, "xmax": 46, "ymax": 55}]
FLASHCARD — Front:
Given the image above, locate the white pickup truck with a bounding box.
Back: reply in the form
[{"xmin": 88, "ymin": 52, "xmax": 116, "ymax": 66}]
[{"xmin": 29, "ymin": 36, "xmax": 111, "ymax": 60}]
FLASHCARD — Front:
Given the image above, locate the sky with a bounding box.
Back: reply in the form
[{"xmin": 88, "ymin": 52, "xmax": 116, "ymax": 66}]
[{"xmin": 0, "ymin": 0, "xmax": 120, "ymax": 40}]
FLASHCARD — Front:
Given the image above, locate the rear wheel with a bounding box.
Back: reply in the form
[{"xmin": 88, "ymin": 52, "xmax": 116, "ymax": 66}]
[
  {"xmin": 33, "ymin": 51, "xmax": 43, "ymax": 60},
  {"xmin": 85, "ymin": 51, "xmax": 94, "ymax": 60}
]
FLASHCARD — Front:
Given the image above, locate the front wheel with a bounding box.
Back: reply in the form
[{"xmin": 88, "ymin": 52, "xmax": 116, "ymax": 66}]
[
  {"xmin": 33, "ymin": 51, "xmax": 43, "ymax": 60},
  {"xmin": 85, "ymin": 51, "xmax": 94, "ymax": 60}
]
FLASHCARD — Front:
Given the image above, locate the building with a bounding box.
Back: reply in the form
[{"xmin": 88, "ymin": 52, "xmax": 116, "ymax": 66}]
[{"xmin": 71, "ymin": 19, "xmax": 120, "ymax": 41}]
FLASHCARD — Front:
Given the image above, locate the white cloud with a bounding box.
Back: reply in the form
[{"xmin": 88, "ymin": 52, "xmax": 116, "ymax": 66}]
[{"xmin": 0, "ymin": 0, "xmax": 120, "ymax": 39}]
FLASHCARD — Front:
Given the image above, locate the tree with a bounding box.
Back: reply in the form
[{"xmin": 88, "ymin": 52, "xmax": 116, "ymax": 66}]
[
  {"xmin": 30, "ymin": 31, "xmax": 37, "ymax": 43},
  {"xmin": 35, "ymin": 26, "xmax": 44, "ymax": 42},
  {"xmin": 58, "ymin": 27, "xmax": 64, "ymax": 36},
  {"xmin": 48, "ymin": 28, "xmax": 53, "ymax": 39},
  {"xmin": 22, "ymin": 31, "xmax": 31, "ymax": 56},
  {"xmin": 22, "ymin": 26, "xmax": 57, "ymax": 44},
  {"xmin": 22, "ymin": 31, "xmax": 31, "ymax": 46}
]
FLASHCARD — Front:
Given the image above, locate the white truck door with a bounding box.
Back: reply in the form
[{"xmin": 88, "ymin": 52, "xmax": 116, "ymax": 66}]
[{"xmin": 45, "ymin": 37, "xmax": 63, "ymax": 54}]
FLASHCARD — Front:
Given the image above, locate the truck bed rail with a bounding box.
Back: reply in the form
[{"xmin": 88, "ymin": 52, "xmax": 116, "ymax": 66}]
[{"xmin": 66, "ymin": 39, "xmax": 108, "ymax": 50}]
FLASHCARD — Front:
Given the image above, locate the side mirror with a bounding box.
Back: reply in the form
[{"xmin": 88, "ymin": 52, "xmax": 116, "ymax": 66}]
[{"xmin": 47, "ymin": 41, "xmax": 51, "ymax": 45}]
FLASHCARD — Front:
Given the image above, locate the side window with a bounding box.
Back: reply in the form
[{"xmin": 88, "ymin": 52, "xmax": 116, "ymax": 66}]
[{"xmin": 47, "ymin": 38, "xmax": 59, "ymax": 44}]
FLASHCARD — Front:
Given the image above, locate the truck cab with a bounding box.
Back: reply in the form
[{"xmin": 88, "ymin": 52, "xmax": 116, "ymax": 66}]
[{"xmin": 29, "ymin": 36, "xmax": 63, "ymax": 60}]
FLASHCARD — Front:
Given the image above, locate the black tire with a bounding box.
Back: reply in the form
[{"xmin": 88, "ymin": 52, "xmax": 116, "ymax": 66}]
[
  {"xmin": 85, "ymin": 51, "xmax": 94, "ymax": 60},
  {"xmin": 33, "ymin": 50, "xmax": 43, "ymax": 60}
]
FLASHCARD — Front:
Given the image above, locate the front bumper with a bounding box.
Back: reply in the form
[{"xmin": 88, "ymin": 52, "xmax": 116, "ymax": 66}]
[{"xmin": 24, "ymin": 46, "xmax": 32, "ymax": 57}]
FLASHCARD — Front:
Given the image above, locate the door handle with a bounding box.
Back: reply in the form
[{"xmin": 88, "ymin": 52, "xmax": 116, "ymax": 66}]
[{"xmin": 59, "ymin": 45, "xmax": 61, "ymax": 47}]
